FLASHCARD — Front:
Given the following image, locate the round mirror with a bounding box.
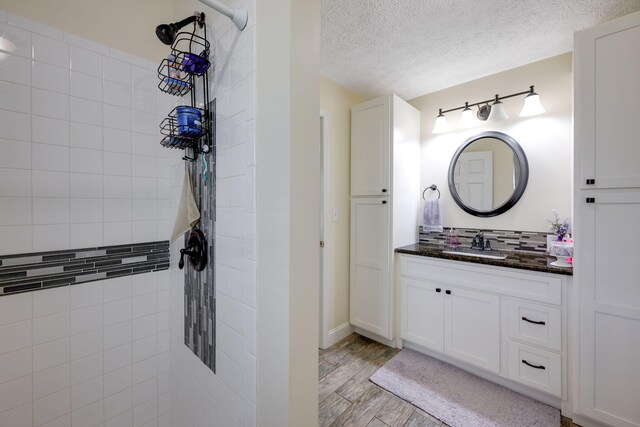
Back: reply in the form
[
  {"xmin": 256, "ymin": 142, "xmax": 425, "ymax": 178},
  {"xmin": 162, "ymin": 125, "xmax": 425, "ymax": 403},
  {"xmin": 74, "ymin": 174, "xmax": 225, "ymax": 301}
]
[{"xmin": 448, "ymin": 131, "xmax": 528, "ymax": 217}]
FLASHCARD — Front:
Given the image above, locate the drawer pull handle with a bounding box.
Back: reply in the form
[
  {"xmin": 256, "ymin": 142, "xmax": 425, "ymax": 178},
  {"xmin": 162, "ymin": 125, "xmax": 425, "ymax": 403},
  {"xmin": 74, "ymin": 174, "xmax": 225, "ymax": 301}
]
[
  {"xmin": 521, "ymin": 317, "xmax": 545, "ymax": 326},
  {"xmin": 522, "ymin": 360, "xmax": 546, "ymax": 370}
]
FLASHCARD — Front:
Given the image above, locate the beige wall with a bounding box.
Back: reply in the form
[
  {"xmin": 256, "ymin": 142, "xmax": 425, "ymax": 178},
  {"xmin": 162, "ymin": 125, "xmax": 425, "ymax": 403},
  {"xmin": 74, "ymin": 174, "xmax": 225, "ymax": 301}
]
[
  {"xmin": 320, "ymin": 76, "xmax": 363, "ymax": 333},
  {"xmin": 0, "ymin": 0, "xmax": 175, "ymax": 61},
  {"xmin": 410, "ymin": 53, "xmax": 573, "ymax": 232}
]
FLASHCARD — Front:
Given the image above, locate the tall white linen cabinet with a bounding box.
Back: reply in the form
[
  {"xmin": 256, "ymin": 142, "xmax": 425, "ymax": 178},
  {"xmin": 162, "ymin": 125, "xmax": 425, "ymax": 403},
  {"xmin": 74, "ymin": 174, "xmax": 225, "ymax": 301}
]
[
  {"xmin": 349, "ymin": 94, "xmax": 421, "ymax": 341},
  {"xmin": 574, "ymin": 11, "xmax": 640, "ymax": 427}
]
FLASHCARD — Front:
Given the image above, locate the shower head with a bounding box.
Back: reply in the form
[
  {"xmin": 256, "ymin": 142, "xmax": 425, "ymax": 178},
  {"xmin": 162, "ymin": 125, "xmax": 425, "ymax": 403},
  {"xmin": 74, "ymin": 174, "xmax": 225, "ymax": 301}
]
[{"xmin": 155, "ymin": 13, "xmax": 204, "ymax": 45}]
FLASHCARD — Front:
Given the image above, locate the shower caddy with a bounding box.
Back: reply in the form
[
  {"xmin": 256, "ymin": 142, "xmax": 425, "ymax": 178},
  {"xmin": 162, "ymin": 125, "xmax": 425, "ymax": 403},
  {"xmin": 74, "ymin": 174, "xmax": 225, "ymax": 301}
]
[{"xmin": 157, "ymin": 14, "xmax": 214, "ymax": 162}]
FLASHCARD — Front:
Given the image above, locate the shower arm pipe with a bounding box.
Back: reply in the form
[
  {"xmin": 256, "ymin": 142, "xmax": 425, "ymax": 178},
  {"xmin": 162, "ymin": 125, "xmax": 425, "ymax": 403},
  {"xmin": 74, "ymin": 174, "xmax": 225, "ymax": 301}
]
[{"xmin": 198, "ymin": 0, "xmax": 248, "ymax": 31}]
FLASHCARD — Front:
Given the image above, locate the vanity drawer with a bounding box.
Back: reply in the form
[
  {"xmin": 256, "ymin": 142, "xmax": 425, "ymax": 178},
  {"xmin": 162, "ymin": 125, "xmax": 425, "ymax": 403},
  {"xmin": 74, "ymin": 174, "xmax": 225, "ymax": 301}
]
[
  {"xmin": 507, "ymin": 341, "xmax": 562, "ymax": 397},
  {"xmin": 506, "ymin": 299, "xmax": 561, "ymax": 351}
]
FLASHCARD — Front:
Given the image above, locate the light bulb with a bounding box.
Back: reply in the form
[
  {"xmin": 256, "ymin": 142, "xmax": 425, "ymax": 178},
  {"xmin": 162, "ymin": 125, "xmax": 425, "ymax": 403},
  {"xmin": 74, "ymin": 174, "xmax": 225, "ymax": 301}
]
[
  {"xmin": 520, "ymin": 86, "xmax": 545, "ymax": 117},
  {"xmin": 432, "ymin": 109, "xmax": 448, "ymax": 133}
]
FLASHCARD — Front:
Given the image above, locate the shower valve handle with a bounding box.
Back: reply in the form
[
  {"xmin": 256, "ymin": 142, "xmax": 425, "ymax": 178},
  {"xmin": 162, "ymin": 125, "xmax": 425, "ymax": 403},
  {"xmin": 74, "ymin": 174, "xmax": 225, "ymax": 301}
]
[
  {"xmin": 179, "ymin": 248, "xmax": 198, "ymax": 269},
  {"xmin": 177, "ymin": 229, "xmax": 208, "ymax": 271}
]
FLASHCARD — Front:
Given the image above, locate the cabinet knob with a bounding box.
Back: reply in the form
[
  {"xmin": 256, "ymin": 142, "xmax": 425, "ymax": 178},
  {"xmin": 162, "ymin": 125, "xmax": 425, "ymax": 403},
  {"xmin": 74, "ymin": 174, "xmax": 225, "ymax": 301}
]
[
  {"xmin": 382, "ymin": 189, "xmax": 388, "ymax": 193},
  {"xmin": 445, "ymin": 290, "xmax": 451, "ymax": 295},
  {"xmin": 382, "ymin": 200, "xmax": 387, "ymax": 204},
  {"xmin": 522, "ymin": 360, "xmax": 546, "ymax": 370},
  {"xmin": 435, "ymin": 288, "xmax": 441, "ymax": 293}
]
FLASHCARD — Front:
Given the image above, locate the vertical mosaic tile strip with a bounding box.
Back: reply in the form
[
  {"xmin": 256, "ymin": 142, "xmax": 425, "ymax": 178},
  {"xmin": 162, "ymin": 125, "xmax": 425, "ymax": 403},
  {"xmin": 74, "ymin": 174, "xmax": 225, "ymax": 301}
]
[
  {"xmin": 0, "ymin": 241, "xmax": 170, "ymax": 295},
  {"xmin": 419, "ymin": 226, "xmax": 553, "ymax": 254},
  {"xmin": 184, "ymin": 99, "xmax": 216, "ymax": 372}
]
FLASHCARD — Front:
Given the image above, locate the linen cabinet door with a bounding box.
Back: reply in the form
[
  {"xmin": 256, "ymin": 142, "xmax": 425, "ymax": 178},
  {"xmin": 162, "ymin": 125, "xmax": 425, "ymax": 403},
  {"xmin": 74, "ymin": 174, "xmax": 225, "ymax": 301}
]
[
  {"xmin": 350, "ymin": 198, "xmax": 391, "ymax": 338},
  {"xmin": 575, "ymin": 12, "xmax": 640, "ymax": 189},
  {"xmin": 444, "ymin": 287, "xmax": 500, "ymax": 373},
  {"xmin": 578, "ymin": 191, "xmax": 640, "ymax": 427},
  {"xmin": 351, "ymin": 96, "xmax": 391, "ymax": 196},
  {"xmin": 400, "ymin": 277, "xmax": 444, "ymax": 352}
]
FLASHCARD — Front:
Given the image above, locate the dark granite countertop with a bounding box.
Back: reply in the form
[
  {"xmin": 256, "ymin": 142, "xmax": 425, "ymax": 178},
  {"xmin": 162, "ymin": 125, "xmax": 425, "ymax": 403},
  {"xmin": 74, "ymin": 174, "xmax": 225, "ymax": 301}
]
[{"xmin": 395, "ymin": 243, "xmax": 573, "ymax": 276}]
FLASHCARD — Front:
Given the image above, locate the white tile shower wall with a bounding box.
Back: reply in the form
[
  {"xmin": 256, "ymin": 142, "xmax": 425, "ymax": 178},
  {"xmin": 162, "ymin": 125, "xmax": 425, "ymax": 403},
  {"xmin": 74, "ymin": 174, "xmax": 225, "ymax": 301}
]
[
  {"xmin": 0, "ymin": 11, "xmax": 183, "ymax": 256},
  {"xmin": 0, "ymin": 270, "xmax": 171, "ymax": 427},
  {"xmin": 169, "ymin": 2, "xmax": 257, "ymax": 425}
]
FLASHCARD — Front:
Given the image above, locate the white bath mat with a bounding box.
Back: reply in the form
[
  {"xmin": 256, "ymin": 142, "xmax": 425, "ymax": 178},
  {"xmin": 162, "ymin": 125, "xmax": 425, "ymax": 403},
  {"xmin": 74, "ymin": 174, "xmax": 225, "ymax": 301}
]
[{"xmin": 370, "ymin": 349, "xmax": 560, "ymax": 427}]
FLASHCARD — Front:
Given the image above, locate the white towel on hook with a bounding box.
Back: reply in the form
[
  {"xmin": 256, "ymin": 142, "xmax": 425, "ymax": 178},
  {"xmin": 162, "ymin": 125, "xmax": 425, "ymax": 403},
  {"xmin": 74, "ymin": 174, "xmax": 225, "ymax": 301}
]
[
  {"xmin": 422, "ymin": 199, "xmax": 443, "ymax": 233},
  {"xmin": 171, "ymin": 169, "xmax": 201, "ymax": 242}
]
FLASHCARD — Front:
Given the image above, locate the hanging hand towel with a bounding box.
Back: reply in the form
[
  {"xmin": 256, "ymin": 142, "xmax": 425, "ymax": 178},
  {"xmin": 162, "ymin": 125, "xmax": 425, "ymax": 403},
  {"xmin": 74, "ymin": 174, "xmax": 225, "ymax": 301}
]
[
  {"xmin": 423, "ymin": 199, "xmax": 443, "ymax": 233},
  {"xmin": 171, "ymin": 169, "xmax": 201, "ymax": 242}
]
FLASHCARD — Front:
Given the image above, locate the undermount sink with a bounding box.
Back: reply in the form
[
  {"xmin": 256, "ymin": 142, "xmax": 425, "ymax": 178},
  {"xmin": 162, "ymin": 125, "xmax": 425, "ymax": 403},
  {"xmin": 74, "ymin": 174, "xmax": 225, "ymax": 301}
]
[{"xmin": 442, "ymin": 247, "xmax": 508, "ymax": 260}]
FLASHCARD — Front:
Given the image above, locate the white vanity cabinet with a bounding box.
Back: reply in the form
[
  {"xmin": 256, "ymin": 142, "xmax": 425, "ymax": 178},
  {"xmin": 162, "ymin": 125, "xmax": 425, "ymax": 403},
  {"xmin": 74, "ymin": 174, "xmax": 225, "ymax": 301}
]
[
  {"xmin": 402, "ymin": 276, "xmax": 501, "ymax": 372},
  {"xmin": 575, "ymin": 11, "xmax": 640, "ymax": 427},
  {"xmin": 398, "ymin": 254, "xmax": 568, "ymax": 401},
  {"xmin": 350, "ymin": 94, "xmax": 420, "ymax": 341}
]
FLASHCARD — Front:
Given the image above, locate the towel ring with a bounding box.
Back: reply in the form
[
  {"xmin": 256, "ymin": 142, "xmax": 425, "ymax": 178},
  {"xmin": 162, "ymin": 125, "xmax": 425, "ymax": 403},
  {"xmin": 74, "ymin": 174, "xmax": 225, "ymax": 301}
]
[{"xmin": 422, "ymin": 185, "xmax": 440, "ymax": 200}]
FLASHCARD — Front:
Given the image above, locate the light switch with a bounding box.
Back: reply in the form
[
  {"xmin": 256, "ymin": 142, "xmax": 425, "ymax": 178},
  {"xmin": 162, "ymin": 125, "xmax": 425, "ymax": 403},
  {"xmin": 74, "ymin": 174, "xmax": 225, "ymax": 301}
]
[{"xmin": 332, "ymin": 207, "xmax": 339, "ymax": 222}]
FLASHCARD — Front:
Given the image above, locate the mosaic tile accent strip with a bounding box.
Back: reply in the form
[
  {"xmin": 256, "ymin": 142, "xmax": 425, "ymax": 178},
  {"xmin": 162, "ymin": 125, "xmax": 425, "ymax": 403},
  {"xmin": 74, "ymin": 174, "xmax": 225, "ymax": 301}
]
[
  {"xmin": 419, "ymin": 226, "xmax": 553, "ymax": 254},
  {"xmin": 183, "ymin": 98, "xmax": 216, "ymax": 372},
  {"xmin": 0, "ymin": 241, "xmax": 169, "ymax": 296}
]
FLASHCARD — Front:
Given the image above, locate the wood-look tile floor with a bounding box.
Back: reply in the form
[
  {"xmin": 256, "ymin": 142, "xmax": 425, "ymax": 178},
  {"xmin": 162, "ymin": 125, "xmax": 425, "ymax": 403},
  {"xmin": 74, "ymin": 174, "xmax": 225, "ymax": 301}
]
[{"xmin": 318, "ymin": 333, "xmax": 578, "ymax": 427}]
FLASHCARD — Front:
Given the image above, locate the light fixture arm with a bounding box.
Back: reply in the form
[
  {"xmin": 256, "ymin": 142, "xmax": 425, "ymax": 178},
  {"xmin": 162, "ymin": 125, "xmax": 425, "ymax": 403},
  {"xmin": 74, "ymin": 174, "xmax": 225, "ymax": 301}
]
[
  {"xmin": 198, "ymin": 0, "xmax": 248, "ymax": 31},
  {"xmin": 438, "ymin": 85, "xmax": 537, "ymax": 115}
]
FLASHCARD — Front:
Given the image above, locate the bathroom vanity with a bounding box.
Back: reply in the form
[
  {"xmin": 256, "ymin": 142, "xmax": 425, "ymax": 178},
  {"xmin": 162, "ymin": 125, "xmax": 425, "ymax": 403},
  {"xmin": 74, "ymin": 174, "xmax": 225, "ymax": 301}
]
[{"xmin": 395, "ymin": 245, "xmax": 572, "ymax": 409}]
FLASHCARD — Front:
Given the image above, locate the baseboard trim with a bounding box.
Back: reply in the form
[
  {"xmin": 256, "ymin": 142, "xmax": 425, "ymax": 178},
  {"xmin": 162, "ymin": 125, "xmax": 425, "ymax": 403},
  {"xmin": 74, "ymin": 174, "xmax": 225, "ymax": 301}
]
[
  {"xmin": 325, "ymin": 322, "xmax": 354, "ymax": 348},
  {"xmin": 354, "ymin": 327, "xmax": 395, "ymax": 347},
  {"xmin": 569, "ymin": 413, "xmax": 610, "ymax": 427}
]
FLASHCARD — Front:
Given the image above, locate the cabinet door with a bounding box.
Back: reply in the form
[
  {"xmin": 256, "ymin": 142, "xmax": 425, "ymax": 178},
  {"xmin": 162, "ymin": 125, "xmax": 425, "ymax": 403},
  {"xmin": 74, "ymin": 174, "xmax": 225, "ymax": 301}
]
[
  {"xmin": 350, "ymin": 198, "xmax": 391, "ymax": 338},
  {"xmin": 400, "ymin": 277, "xmax": 444, "ymax": 352},
  {"xmin": 444, "ymin": 287, "xmax": 500, "ymax": 373},
  {"xmin": 575, "ymin": 13, "xmax": 640, "ymax": 189},
  {"xmin": 351, "ymin": 96, "xmax": 391, "ymax": 196},
  {"xmin": 578, "ymin": 191, "xmax": 640, "ymax": 426}
]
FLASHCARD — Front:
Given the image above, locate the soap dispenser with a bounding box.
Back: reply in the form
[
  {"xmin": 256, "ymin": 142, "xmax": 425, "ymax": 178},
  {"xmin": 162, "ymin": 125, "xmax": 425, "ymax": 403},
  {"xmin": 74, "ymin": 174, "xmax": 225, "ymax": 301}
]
[{"xmin": 446, "ymin": 229, "xmax": 460, "ymax": 248}]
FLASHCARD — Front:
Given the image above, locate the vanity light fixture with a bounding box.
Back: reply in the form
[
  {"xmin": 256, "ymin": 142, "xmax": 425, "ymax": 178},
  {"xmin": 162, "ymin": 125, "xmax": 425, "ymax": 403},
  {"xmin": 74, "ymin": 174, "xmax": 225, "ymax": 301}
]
[
  {"xmin": 433, "ymin": 109, "xmax": 448, "ymax": 133},
  {"xmin": 519, "ymin": 86, "xmax": 546, "ymax": 117},
  {"xmin": 432, "ymin": 85, "xmax": 545, "ymax": 133},
  {"xmin": 488, "ymin": 95, "xmax": 509, "ymax": 121},
  {"xmin": 459, "ymin": 102, "xmax": 477, "ymax": 128}
]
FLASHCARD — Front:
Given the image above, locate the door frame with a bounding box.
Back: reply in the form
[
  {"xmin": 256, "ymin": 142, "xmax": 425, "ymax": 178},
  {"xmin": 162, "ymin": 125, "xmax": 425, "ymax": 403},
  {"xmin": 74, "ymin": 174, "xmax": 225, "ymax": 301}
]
[{"xmin": 319, "ymin": 110, "xmax": 331, "ymax": 349}]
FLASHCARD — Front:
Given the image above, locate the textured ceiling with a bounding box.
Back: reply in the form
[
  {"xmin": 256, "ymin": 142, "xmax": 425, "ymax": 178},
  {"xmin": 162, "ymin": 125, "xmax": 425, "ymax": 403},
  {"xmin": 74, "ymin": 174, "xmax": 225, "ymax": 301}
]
[{"xmin": 321, "ymin": 0, "xmax": 640, "ymax": 100}]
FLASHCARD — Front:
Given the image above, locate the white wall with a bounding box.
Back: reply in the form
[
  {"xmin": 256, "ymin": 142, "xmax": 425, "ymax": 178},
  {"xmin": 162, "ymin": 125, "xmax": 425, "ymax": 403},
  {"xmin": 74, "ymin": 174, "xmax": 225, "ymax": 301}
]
[
  {"xmin": 168, "ymin": 0, "xmax": 257, "ymax": 425},
  {"xmin": 0, "ymin": 271, "xmax": 171, "ymax": 427},
  {"xmin": 410, "ymin": 53, "xmax": 573, "ymax": 232},
  {"xmin": 256, "ymin": 0, "xmax": 320, "ymax": 424},
  {"xmin": 0, "ymin": 11, "xmax": 183, "ymax": 255}
]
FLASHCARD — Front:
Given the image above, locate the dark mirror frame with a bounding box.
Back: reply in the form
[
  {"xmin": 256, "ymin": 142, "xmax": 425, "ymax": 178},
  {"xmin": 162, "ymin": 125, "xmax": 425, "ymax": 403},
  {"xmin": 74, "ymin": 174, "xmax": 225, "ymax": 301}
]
[{"xmin": 448, "ymin": 131, "xmax": 529, "ymax": 218}]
